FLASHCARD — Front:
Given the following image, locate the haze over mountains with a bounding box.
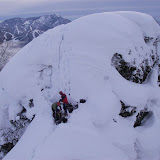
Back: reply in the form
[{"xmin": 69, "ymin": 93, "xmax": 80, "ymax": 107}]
[{"xmin": 0, "ymin": 0, "xmax": 160, "ymax": 21}]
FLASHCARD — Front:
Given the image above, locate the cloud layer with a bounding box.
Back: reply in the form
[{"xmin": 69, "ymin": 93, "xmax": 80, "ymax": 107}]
[{"xmin": 0, "ymin": 0, "xmax": 160, "ymax": 20}]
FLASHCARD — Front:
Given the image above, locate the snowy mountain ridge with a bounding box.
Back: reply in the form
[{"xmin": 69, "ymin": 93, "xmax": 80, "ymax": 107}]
[
  {"xmin": 0, "ymin": 14, "xmax": 70, "ymax": 71},
  {"xmin": 0, "ymin": 11, "xmax": 160, "ymax": 160},
  {"xmin": 0, "ymin": 14, "xmax": 70, "ymax": 44}
]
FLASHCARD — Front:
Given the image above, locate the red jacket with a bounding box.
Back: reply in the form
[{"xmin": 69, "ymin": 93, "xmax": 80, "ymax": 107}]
[{"xmin": 61, "ymin": 94, "xmax": 68, "ymax": 104}]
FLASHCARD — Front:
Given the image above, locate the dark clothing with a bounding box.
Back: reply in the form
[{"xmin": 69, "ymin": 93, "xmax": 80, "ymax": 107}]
[
  {"xmin": 52, "ymin": 102, "xmax": 61, "ymax": 120},
  {"xmin": 52, "ymin": 102, "xmax": 58, "ymax": 111},
  {"xmin": 63, "ymin": 103, "xmax": 68, "ymax": 114}
]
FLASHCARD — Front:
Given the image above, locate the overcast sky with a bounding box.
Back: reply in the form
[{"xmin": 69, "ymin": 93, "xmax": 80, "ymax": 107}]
[{"xmin": 0, "ymin": 0, "xmax": 160, "ymax": 21}]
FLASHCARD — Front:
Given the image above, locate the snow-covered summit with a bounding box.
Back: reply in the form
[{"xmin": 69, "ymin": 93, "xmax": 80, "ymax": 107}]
[{"xmin": 0, "ymin": 11, "xmax": 160, "ymax": 160}]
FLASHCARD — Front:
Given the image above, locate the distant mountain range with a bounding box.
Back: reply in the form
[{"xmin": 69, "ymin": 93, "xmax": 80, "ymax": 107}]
[
  {"xmin": 0, "ymin": 14, "xmax": 159, "ymax": 71},
  {"xmin": 0, "ymin": 14, "xmax": 70, "ymax": 45},
  {"xmin": 0, "ymin": 14, "xmax": 70, "ymax": 70}
]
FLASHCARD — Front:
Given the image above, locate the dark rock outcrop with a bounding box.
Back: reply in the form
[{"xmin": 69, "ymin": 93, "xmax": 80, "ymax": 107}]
[
  {"xmin": 119, "ymin": 101, "xmax": 136, "ymax": 117},
  {"xmin": 111, "ymin": 53, "xmax": 156, "ymax": 83},
  {"xmin": 80, "ymin": 99, "xmax": 86, "ymax": 103},
  {"xmin": 0, "ymin": 103, "xmax": 35, "ymax": 158},
  {"xmin": 133, "ymin": 108, "xmax": 152, "ymax": 128}
]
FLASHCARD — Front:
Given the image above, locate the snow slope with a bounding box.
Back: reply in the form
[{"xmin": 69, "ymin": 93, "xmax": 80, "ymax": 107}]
[{"xmin": 0, "ymin": 11, "xmax": 160, "ymax": 160}]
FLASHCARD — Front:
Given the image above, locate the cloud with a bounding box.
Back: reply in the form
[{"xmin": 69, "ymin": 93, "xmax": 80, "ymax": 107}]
[{"xmin": 0, "ymin": 0, "xmax": 160, "ymax": 20}]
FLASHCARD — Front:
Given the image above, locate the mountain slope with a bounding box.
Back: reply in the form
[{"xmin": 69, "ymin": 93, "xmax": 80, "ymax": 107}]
[
  {"xmin": 0, "ymin": 14, "xmax": 70, "ymax": 44},
  {"xmin": 0, "ymin": 12, "xmax": 160, "ymax": 160},
  {"xmin": 154, "ymin": 17, "xmax": 160, "ymax": 25},
  {"xmin": 0, "ymin": 14, "xmax": 70, "ymax": 70}
]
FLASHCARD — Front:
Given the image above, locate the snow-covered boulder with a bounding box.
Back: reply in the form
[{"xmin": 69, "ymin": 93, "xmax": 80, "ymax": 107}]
[{"xmin": 0, "ymin": 11, "xmax": 160, "ymax": 160}]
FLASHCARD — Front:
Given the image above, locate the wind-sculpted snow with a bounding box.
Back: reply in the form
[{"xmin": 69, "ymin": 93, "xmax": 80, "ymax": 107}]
[{"xmin": 0, "ymin": 12, "xmax": 160, "ymax": 160}]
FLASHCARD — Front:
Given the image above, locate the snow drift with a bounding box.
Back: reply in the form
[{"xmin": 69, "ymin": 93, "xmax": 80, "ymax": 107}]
[{"xmin": 0, "ymin": 11, "xmax": 160, "ymax": 160}]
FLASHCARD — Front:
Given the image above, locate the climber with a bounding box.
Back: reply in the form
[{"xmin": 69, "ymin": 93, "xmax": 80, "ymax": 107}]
[
  {"xmin": 59, "ymin": 91, "xmax": 69, "ymax": 114},
  {"xmin": 51, "ymin": 102, "xmax": 62, "ymax": 121}
]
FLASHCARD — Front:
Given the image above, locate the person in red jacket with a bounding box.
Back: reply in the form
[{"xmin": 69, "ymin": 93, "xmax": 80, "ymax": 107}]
[
  {"xmin": 59, "ymin": 91, "xmax": 69, "ymax": 114},
  {"xmin": 59, "ymin": 91, "xmax": 68, "ymax": 104}
]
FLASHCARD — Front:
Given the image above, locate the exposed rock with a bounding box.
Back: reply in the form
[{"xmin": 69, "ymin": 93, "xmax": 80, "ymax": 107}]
[
  {"xmin": 133, "ymin": 108, "xmax": 152, "ymax": 128},
  {"xmin": 112, "ymin": 53, "xmax": 155, "ymax": 83},
  {"xmin": 144, "ymin": 36, "xmax": 153, "ymax": 43},
  {"xmin": 0, "ymin": 106, "xmax": 35, "ymax": 158},
  {"xmin": 80, "ymin": 99, "xmax": 86, "ymax": 103},
  {"xmin": 1, "ymin": 142, "xmax": 14, "ymax": 157},
  {"xmin": 119, "ymin": 100, "xmax": 136, "ymax": 117}
]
